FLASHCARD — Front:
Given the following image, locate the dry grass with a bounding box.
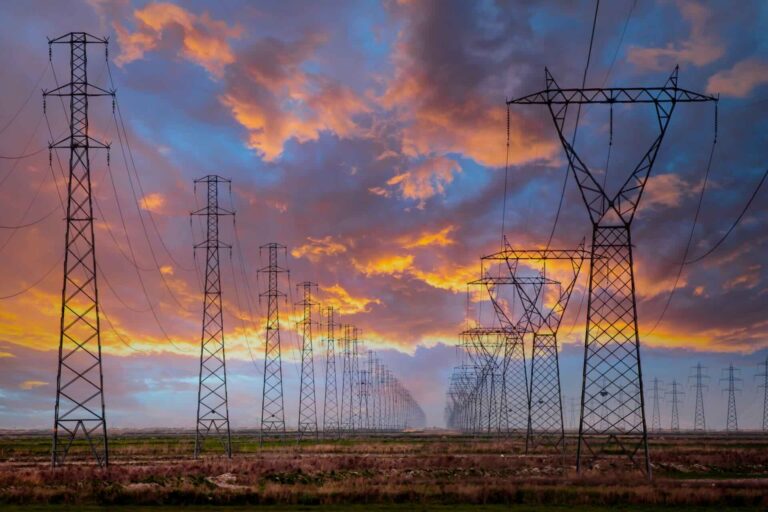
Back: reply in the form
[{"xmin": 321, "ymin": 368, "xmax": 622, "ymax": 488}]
[{"xmin": 0, "ymin": 433, "xmax": 766, "ymax": 507}]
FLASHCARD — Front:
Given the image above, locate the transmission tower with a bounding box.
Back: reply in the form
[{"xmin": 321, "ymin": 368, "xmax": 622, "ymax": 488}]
[
  {"xmin": 690, "ymin": 363, "xmax": 708, "ymax": 432},
  {"xmin": 478, "ymin": 244, "xmax": 585, "ymax": 449},
  {"xmin": 296, "ymin": 282, "xmax": 319, "ymax": 440},
  {"xmin": 666, "ymin": 380, "xmax": 684, "ymax": 433},
  {"xmin": 340, "ymin": 324, "xmax": 355, "ymax": 433},
  {"xmin": 721, "ymin": 364, "xmax": 741, "ymax": 433},
  {"xmin": 351, "ymin": 328, "xmax": 363, "ymax": 430},
  {"xmin": 508, "ymin": 67, "xmax": 717, "ymax": 476},
  {"xmin": 46, "ymin": 32, "xmax": 114, "ymax": 468},
  {"xmin": 322, "ymin": 307, "xmax": 340, "ymax": 437},
  {"xmin": 650, "ymin": 378, "xmax": 662, "ymax": 433},
  {"xmin": 758, "ymin": 356, "xmax": 768, "ymax": 432},
  {"xmin": 191, "ymin": 175, "xmax": 234, "ymax": 457},
  {"xmin": 259, "ymin": 243, "xmax": 289, "ymax": 441}
]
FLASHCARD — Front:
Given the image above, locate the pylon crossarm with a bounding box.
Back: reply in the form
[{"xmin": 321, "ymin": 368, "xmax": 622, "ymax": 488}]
[{"xmin": 507, "ymin": 86, "xmax": 716, "ymax": 105}]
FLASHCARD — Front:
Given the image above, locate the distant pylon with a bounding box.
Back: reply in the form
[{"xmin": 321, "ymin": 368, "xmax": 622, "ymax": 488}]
[
  {"xmin": 192, "ymin": 175, "xmax": 234, "ymax": 457},
  {"xmin": 666, "ymin": 380, "xmax": 683, "ymax": 433},
  {"xmin": 340, "ymin": 325, "xmax": 355, "ymax": 433},
  {"xmin": 690, "ymin": 363, "xmax": 708, "ymax": 432},
  {"xmin": 758, "ymin": 356, "xmax": 768, "ymax": 432},
  {"xmin": 296, "ymin": 282, "xmax": 319, "ymax": 440},
  {"xmin": 259, "ymin": 243, "xmax": 289, "ymax": 441},
  {"xmin": 47, "ymin": 32, "xmax": 114, "ymax": 468},
  {"xmin": 322, "ymin": 307, "xmax": 340, "ymax": 437},
  {"xmin": 351, "ymin": 328, "xmax": 363, "ymax": 430},
  {"xmin": 721, "ymin": 364, "xmax": 740, "ymax": 433},
  {"xmin": 650, "ymin": 378, "xmax": 662, "ymax": 433}
]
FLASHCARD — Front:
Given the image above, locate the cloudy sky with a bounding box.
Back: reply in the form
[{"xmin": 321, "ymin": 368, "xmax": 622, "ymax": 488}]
[{"xmin": 0, "ymin": 0, "xmax": 766, "ymax": 431}]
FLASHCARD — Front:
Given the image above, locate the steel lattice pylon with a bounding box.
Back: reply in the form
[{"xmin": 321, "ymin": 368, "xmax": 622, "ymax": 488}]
[
  {"xmin": 322, "ymin": 307, "xmax": 340, "ymax": 437},
  {"xmin": 192, "ymin": 175, "xmax": 233, "ymax": 457},
  {"xmin": 508, "ymin": 67, "xmax": 717, "ymax": 476},
  {"xmin": 340, "ymin": 324, "xmax": 355, "ymax": 433},
  {"xmin": 721, "ymin": 365, "xmax": 740, "ymax": 433},
  {"xmin": 351, "ymin": 328, "xmax": 363, "ymax": 431},
  {"xmin": 46, "ymin": 32, "xmax": 114, "ymax": 468},
  {"xmin": 259, "ymin": 243, "xmax": 288, "ymax": 441},
  {"xmin": 758, "ymin": 357, "xmax": 768, "ymax": 432},
  {"xmin": 666, "ymin": 380, "xmax": 683, "ymax": 432},
  {"xmin": 482, "ymin": 244, "xmax": 585, "ymax": 452},
  {"xmin": 650, "ymin": 378, "xmax": 662, "ymax": 433},
  {"xmin": 690, "ymin": 363, "xmax": 708, "ymax": 432},
  {"xmin": 296, "ymin": 282, "xmax": 319, "ymax": 440}
]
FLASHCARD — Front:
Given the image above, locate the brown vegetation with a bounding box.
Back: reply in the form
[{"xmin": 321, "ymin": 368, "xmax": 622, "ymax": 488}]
[{"xmin": 0, "ymin": 432, "xmax": 767, "ymax": 507}]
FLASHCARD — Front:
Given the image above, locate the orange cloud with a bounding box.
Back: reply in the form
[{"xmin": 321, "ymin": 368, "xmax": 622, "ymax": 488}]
[
  {"xmin": 353, "ymin": 254, "xmax": 414, "ymax": 277},
  {"xmin": 642, "ymin": 173, "xmax": 694, "ymax": 210},
  {"xmin": 291, "ymin": 236, "xmax": 348, "ymax": 262},
  {"xmin": 320, "ymin": 284, "xmax": 382, "ymax": 315},
  {"xmin": 19, "ymin": 380, "xmax": 47, "ymax": 390},
  {"xmin": 410, "ymin": 262, "xmax": 478, "ymax": 294},
  {"xmin": 140, "ymin": 192, "xmax": 166, "ymax": 213},
  {"xmin": 114, "ymin": 2, "xmax": 242, "ymax": 76},
  {"xmin": 219, "ymin": 34, "xmax": 371, "ymax": 161},
  {"xmin": 628, "ymin": 1, "xmax": 723, "ymax": 71},
  {"xmin": 707, "ymin": 58, "xmax": 768, "ymax": 97},
  {"xmin": 386, "ymin": 157, "xmax": 460, "ymax": 208},
  {"xmin": 399, "ymin": 225, "xmax": 457, "ymax": 249}
]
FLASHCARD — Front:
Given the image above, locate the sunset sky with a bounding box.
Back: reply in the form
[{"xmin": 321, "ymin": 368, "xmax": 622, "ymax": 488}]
[{"xmin": 0, "ymin": 0, "xmax": 767, "ymax": 430}]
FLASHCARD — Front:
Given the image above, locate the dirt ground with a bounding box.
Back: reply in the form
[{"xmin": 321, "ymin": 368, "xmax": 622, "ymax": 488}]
[{"xmin": 0, "ymin": 431, "xmax": 766, "ymax": 509}]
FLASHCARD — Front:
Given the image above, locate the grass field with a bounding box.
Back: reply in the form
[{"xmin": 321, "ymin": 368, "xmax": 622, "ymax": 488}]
[{"xmin": 0, "ymin": 431, "xmax": 767, "ymax": 509}]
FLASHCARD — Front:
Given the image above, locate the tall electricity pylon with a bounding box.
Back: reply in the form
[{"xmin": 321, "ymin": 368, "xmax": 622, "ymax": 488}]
[
  {"xmin": 296, "ymin": 282, "xmax": 319, "ymax": 440},
  {"xmin": 340, "ymin": 324, "xmax": 355, "ymax": 433},
  {"xmin": 650, "ymin": 378, "xmax": 662, "ymax": 433},
  {"xmin": 192, "ymin": 175, "xmax": 233, "ymax": 457},
  {"xmin": 259, "ymin": 243, "xmax": 288, "ymax": 441},
  {"xmin": 322, "ymin": 307, "xmax": 340, "ymax": 437},
  {"xmin": 666, "ymin": 380, "xmax": 683, "ymax": 433},
  {"xmin": 758, "ymin": 356, "xmax": 768, "ymax": 432},
  {"xmin": 508, "ymin": 67, "xmax": 717, "ymax": 477},
  {"xmin": 690, "ymin": 363, "xmax": 708, "ymax": 432},
  {"xmin": 47, "ymin": 32, "xmax": 114, "ymax": 468},
  {"xmin": 478, "ymin": 243, "xmax": 585, "ymax": 450},
  {"xmin": 351, "ymin": 328, "xmax": 363, "ymax": 430},
  {"xmin": 721, "ymin": 364, "xmax": 741, "ymax": 433}
]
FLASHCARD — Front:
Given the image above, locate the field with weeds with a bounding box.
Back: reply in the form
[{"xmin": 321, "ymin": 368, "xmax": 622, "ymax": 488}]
[{"xmin": 0, "ymin": 431, "xmax": 767, "ymax": 509}]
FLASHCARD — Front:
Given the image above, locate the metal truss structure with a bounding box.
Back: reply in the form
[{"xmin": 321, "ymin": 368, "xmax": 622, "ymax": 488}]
[
  {"xmin": 192, "ymin": 175, "xmax": 233, "ymax": 457},
  {"xmin": 296, "ymin": 282, "xmax": 319, "ymax": 440},
  {"xmin": 508, "ymin": 67, "xmax": 717, "ymax": 476},
  {"xmin": 759, "ymin": 357, "xmax": 768, "ymax": 432},
  {"xmin": 650, "ymin": 378, "xmax": 662, "ymax": 433},
  {"xmin": 322, "ymin": 307, "xmax": 341, "ymax": 437},
  {"xmin": 666, "ymin": 380, "xmax": 683, "ymax": 432},
  {"xmin": 721, "ymin": 365, "xmax": 741, "ymax": 433},
  {"xmin": 481, "ymin": 243, "xmax": 585, "ymax": 452},
  {"xmin": 690, "ymin": 363, "xmax": 708, "ymax": 432},
  {"xmin": 259, "ymin": 243, "xmax": 289, "ymax": 441},
  {"xmin": 47, "ymin": 32, "xmax": 114, "ymax": 468}
]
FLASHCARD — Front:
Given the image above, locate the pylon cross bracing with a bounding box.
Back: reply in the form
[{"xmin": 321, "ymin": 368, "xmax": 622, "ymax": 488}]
[
  {"xmin": 191, "ymin": 175, "xmax": 234, "ymax": 457},
  {"xmin": 259, "ymin": 243, "xmax": 288, "ymax": 441},
  {"xmin": 507, "ymin": 67, "xmax": 717, "ymax": 476},
  {"xmin": 47, "ymin": 32, "xmax": 114, "ymax": 468},
  {"xmin": 297, "ymin": 281, "xmax": 319, "ymax": 440}
]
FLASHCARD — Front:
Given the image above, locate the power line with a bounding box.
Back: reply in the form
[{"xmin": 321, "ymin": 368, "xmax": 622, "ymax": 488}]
[
  {"xmin": 684, "ymin": 166, "xmax": 768, "ymax": 264},
  {"xmin": 0, "ymin": 256, "xmax": 61, "ymax": 300},
  {"xmin": 0, "ymin": 64, "xmax": 47, "ymax": 136},
  {"xmin": 646, "ymin": 116, "xmax": 718, "ymax": 336},
  {"xmin": 106, "ymin": 61, "xmax": 196, "ymax": 275},
  {"xmin": 545, "ymin": 0, "xmax": 600, "ymax": 249},
  {"xmin": 600, "ymin": 0, "xmax": 638, "ymax": 87}
]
